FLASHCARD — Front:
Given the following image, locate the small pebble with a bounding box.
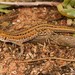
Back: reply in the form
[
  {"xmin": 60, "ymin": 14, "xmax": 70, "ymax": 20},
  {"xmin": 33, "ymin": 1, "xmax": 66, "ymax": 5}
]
[
  {"xmin": 16, "ymin": 19, "xmax": 21, "ymax": 23},
  {"xmin": 11, "ymin": 70, "xmax": 17, "ymax": 75},
  {"xmin": 0, "ymin": 48, "xmax": 2, "ymax": 52},
  {"xmin": 67, "ymin": 19, "xmax": 73, "ymax": 26}
]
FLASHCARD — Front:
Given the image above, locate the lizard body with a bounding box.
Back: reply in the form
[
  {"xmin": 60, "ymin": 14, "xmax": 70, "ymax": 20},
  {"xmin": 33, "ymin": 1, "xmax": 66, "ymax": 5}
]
[
  {"xmin": 0, "ymin": 24, "xmax": 75, "ymax": 44},
  {"xmin": 0, "ymin": 24, "xmax": 75, "ymax": 56}
]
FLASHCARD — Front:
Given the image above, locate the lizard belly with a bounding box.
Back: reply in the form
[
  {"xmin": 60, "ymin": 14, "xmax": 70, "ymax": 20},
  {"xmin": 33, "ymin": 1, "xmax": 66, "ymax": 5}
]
[{"xmin": 0, "ymin": 29, "xmax": 38, "ymax": 45}]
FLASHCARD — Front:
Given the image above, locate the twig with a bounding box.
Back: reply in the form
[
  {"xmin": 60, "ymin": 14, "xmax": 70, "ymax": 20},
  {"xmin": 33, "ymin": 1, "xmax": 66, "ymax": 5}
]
[
  {"xmin": 0, "ymin": 2, "xmax": 60, "ymax": 6},
  {"xmin": 14, "ymin": 57, "xmax": 75, "ymax": 63}
]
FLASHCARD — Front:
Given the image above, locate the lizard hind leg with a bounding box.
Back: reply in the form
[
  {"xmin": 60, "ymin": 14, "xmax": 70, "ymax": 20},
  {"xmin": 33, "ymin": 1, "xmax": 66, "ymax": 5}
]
[
  {"xmin": 18, "ymin": 44, "xmax": 24, "ymax": 58},
  {"xmin": 12, "ymin": 41, "xmax": 24, "ymax": 58},
  {"xmin": 37, "ymin": 29, "xmax": 54, "ymax": 44}
]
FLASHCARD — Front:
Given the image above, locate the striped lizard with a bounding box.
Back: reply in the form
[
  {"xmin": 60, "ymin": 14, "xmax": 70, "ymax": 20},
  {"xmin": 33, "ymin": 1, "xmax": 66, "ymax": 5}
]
[{"xmin": 0, "ymin": 24, "xmax": 75, "ymax": 57}]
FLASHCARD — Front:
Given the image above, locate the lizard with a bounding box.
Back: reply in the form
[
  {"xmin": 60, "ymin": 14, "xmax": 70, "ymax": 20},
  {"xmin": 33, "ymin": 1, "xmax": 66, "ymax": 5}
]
[{"xmin": 0, "ymin": 24, "xmax": 75, "ymax": 57}]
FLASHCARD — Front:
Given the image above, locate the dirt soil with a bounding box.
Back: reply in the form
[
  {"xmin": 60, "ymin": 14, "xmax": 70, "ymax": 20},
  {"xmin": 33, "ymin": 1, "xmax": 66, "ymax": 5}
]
[{"xmin": 0, "ymin": 5, "xmax": 75, "ymax": 75}]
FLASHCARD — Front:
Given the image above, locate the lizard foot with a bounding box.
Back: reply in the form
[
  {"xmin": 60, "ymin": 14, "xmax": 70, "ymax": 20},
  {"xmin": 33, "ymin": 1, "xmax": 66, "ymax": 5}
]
[{"xmin": 17, "ymin": 44, "xmax": 24, "ymax": 59}]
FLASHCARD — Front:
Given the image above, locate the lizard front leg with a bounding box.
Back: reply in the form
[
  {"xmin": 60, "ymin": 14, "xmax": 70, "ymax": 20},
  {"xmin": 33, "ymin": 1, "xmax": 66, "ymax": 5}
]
[
  {"xmin": 12, "ymin": 41, "xmax": 24, "ymax": 58},
  {"xmin": 18, "ymin": 43, "xmax": 24, "ymax": 58}
]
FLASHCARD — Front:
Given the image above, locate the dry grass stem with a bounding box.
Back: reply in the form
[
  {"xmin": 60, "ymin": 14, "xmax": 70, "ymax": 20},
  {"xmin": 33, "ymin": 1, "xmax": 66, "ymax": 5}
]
[
  {"xmin": 0, "ymin": 2, "xmax": 59, "ymax": 6},
  {"xmin": 14, "ymin": 57, "xmax": 75, "ymax": 63}
]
